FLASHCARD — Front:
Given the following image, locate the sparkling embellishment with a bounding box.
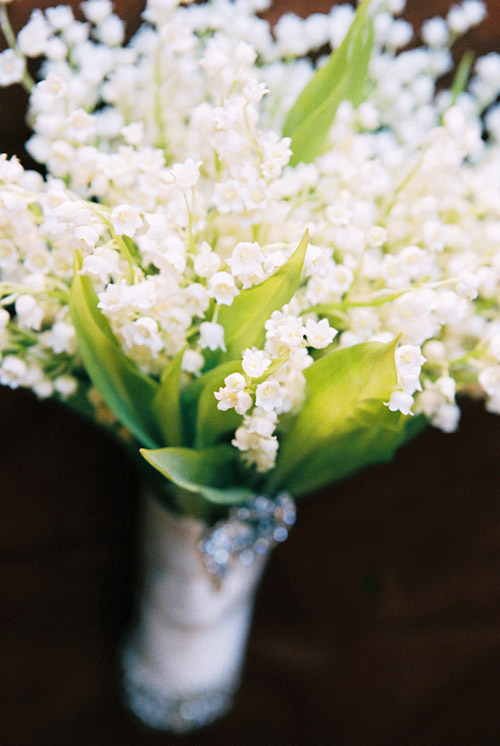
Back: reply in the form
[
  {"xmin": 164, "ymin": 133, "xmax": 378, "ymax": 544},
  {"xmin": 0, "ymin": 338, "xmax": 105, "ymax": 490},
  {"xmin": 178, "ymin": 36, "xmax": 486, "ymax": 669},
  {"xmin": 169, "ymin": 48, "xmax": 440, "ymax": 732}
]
[
  {"xmin": 123, "ymin": 646, "xmax": 237, "ymax": 733},
  {"xmin": 199, "ymin": 491, "xmax": 296, "ymax": 579}
]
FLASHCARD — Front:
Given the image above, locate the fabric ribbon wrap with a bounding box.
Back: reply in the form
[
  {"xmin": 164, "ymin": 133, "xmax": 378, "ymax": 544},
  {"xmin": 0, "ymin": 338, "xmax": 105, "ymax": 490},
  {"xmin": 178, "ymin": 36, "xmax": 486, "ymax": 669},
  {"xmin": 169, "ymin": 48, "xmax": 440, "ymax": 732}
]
[{"xmin": 122, "ymin": 491, "xmax": 295, "ymax": 732}]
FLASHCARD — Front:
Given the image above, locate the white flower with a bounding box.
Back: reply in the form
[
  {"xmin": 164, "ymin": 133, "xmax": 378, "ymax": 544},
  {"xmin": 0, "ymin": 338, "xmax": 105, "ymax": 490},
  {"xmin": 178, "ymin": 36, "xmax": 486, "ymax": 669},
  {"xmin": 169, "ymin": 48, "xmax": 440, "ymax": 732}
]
[
  {"xmin": 224, "ymin": 372, "xmax": 246, "ymax": 392},
  {"xmin": 431, "ymin": 402, "xmax": 461, "ymax": 433},
  {"xmin": 261, "ymin": 133, "xmax": 292, "ymax": 179},
  {"xmin": 0, "ymin": 356, "xmax": 27, "ymax": 388},
  {"xmin": 242, "ymin": 348, "xmax": 271, "ymax": 378},
  {"xmin": 15, "ymin": 294, "xmax": 44, "ymax": 330},
  {"xmin": 0, "ymin": 50, "xmax": 26, "ymax": 87},
  {"xmin": 435, "ymin": 375, "xmax": 456, "ymax": 401},
  {"xmin": 110, "ymin": 204, "xmax": 143, "ymax": 237},
  {"xmin": 478, "ymin": 366, "xmax": 500, "ymax": 398},
  {"xmin": 171, "ymin": 159, "xmax": 202, "ymax": 191},
  {"xmin": 396, "ymin": 345, "xmax": 426, "ymax": 376},
  {"xmin": 243, "ymin": 78, "xmax": 269, "ymax": 104},
  {"xmin": 255, "ymin": 380, "xmax": 282, "ymax": 413},
  {"xmin": 305, "ymin": 319, "xmax": 337, "ymax": 349},
  {"xmin": 181, "ymin": 348, "xmax": 204, "ymax": 375},
  {"xmin": 81, "ymin": 0, "xmax": 113, "ymax": 24},
  {"xmin": 275, "ymin": 316, "xmax": 304, "ymax": 348},
  {"xmin": 121, "ymin": 122, "xmax": 144, "ymax": 146},
  {"xmin": 123, "ymin": 317, "xmax": 163, "ymax": 354},
  {"xmin": 208, "ymin": 272, "xmax": 239, "ymax": 306},
  {"xmin": 73, "ymin": 226, "xmax": 100, "ymax": 251},
  {"xmin": 213, "ymin": 180, "xmax": 245, "ymax": 214},
  {"xmin": 17, "ymin": 11, "xmax": 51, "ymax": 57},
  {"xmin": 199, "ymin": 322, "xmax": 226, "ymax": 352},
  {"xmin": 366, "ymin": 225, "xmax": 387, "ymax": 248},
  {"xmin": 385, "ymin": 390, "xmax": 414, "ymax": 415},
  {"xmin": 422, "ymin": 17, "xmax": 448, "ymax": 47},
  {"xmin": 228, "ymin": 242, "xmax": 264, "ymax": 278},
  {"xmin": 67, "ymin": 109, "xmax": 96, "ymax": 143},
  {"xmin": 94, "ymin": 14, "xmax": 125, "ymax": 45},
  {"xmin": 0, "ymin": 309, "xmax": 10, "ymax": 329},
  {"xmin": 54, "ymin": 374, "xmax": 78, "ymax": 399},
  {"xmin": 46, "ymin": 6, "xmax": 75, "ymax": 31},
  {"xmin": 246, "ymin": 408, "xmax": 277, "ymax": 437},
  {"xmin": 33, "ymin": 73, "xmax": 67, "ymax": 110},
  {"xmin": 44, "ymin": 321, "xmax": 76, "ymax": 354},
  {"xmin": 0, "ymin": 154, "xmax": 23, "ymax": 183},
  {"xmin": 231, "ymin": 426, "xmax": 257, "ymax": 452},
  {"xmin": 193, "ymin": 243, "xmax": 221, "ymax": 278},
  {"xmin": 46, "ymin": 141, "xmax": 75, "ymax": 177},
  {"xmin": 215, "ymin": 386, "xmax": 252, "ymax": 414},
  {"xmin": 462, "ymin": 1, "xmax": 487, "ymax": 26},
  {"xmin": 81, "ymin": 249, "xmax": 120, "ymax": 283}
]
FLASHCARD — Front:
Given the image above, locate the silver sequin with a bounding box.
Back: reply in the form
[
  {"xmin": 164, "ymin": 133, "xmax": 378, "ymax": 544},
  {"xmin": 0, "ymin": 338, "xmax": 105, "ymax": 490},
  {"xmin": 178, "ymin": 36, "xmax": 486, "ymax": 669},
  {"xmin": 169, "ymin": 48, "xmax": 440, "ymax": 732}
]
[{"xmin": 198, "ymin": 491, "xmax": 296, "ymax": 580}]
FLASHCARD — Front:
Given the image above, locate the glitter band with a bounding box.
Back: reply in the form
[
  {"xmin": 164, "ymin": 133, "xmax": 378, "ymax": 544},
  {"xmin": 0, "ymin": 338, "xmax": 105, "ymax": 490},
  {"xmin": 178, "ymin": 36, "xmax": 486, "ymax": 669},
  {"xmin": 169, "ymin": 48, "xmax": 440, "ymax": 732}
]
[
  {"xmin": 123, "ymin": 646, "xmax": 237, "ymax": 733},
  {"xmin": 198, "ymin": 491, "xmax": 296, "ymax": 580}
]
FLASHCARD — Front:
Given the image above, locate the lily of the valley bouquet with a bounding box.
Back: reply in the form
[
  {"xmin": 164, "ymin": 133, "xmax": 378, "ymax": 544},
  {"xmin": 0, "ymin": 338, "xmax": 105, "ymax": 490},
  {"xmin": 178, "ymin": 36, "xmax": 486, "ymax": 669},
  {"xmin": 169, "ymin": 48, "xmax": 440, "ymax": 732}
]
[{"xmin": 1, "ymin": 0, "xmax": 500, "ymax": 733}]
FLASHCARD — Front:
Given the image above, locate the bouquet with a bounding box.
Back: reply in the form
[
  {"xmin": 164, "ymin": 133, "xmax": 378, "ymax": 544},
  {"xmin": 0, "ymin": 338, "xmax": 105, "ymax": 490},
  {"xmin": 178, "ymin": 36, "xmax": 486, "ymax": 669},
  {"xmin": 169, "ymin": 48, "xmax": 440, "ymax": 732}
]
[{"xmin": 1, "ymin": 0, "xmax": 500, "ymax": 732}]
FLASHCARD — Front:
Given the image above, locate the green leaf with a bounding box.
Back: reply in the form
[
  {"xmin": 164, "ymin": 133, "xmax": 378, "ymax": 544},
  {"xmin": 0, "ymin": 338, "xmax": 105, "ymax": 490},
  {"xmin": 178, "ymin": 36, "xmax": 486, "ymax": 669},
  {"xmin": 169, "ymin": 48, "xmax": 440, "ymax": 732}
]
[
  {"xmin": 153, "ymin": 346, "xmax": 185, "ymax": 447},
  {"xmin": 283, "ymin": 0, "xmax": 374, "ymax": 165},
  {"xmin": 194, "ymin": 360, "xmax": 244, "ymax": 448},
  {"xmin": 70, "ymin": 251, "xmax": 160, "ymax": 448},
  {"xmin": 450, "ymin": 50, "xmax": 474, "ymax": 106},
  {"xmin": 267, "ymin": 339, "xmax": 405, "ymax": 495},
  {"xmin": 218, "ymin": 230, "xmax": 309, "ymax": 360},
  {"xmin": 197, "ymin": 485, "xmax": 254, "ymax": 504},
  {"xmin": 140, "ymin": 444, "xmax": 253, "ymax": 504}
]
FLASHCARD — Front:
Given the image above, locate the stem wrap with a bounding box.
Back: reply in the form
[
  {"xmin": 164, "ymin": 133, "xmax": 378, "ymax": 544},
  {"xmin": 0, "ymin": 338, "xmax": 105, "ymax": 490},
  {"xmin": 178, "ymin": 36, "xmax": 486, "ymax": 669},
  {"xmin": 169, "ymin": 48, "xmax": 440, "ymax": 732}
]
[{"xmin": 122, "ymin": 494, "xmax": 268, "ymax": 732}]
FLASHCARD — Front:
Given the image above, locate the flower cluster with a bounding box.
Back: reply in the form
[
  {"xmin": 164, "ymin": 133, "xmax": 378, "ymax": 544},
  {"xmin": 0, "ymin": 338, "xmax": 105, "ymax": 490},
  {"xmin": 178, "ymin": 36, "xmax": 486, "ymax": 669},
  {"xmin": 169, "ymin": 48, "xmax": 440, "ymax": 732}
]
[{"xmin": 0, "ymin": 0, "xmax": 499, "ymax": 490}]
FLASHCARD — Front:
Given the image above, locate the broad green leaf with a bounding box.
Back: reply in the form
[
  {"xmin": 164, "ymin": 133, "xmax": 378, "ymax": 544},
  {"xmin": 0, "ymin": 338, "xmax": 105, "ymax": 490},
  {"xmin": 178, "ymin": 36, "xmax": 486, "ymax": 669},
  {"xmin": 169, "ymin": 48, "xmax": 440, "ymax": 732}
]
[
  {"xmin": 283, "ymin": 0, "xmax": 374, "ymax": 165},
  {"xmin": 286, "ymin": 408, "xmax": 428, "ymax": 495},
  {"xmin": 140, "ymin": 444, "xmax": 253, "ymax": 504},
  {"xmin": 266, "ymin": 339, "xmax": 403, "ymax": 494},
  {"xmin": 278, "ymin": 405, "xmax": 412, "ymax": 496},
  {"xmin": 153, "ymin": 346, "xmax": 185, "ymax": 447},
  {"xmin": 70, "ymin": 252, "xmax": 160, "ymax": 448},
  {"xmin": 197, "ymin": 485, "xmax": 254, "ymax": 504},
  {"xmin": 181, "ymin": 359, "xmax": 241, "ymax": 445},
  {"xmin": 218, "ymin": 231, "xmax": 309, "ymax": 360},
  {"xmin": 283, "ymin": 0, "xmax": 372, "ymax": 136},
  {"xmin": 450, "ymin": 50, "xmax": 474, "ymax": 106},
  {"xmin": 194, "ymin": 360, "xmax": 244, "ymax": 448}
]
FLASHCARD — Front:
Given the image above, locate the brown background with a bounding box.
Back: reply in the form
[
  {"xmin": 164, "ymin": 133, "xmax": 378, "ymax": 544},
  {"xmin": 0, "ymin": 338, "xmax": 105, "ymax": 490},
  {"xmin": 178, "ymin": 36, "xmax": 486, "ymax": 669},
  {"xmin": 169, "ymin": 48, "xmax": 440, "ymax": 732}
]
[{"xmin": 1, "ymin": 2, "xmax": 500, "ymax": 745}]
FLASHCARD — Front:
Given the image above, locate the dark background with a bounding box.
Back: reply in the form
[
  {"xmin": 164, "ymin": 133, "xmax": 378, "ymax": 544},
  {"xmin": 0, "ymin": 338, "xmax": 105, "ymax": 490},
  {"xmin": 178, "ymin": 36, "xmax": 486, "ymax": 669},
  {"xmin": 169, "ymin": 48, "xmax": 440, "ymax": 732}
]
[{"xmin": 1, "ymin": 2, "xmax": 500, "ymax": 745}]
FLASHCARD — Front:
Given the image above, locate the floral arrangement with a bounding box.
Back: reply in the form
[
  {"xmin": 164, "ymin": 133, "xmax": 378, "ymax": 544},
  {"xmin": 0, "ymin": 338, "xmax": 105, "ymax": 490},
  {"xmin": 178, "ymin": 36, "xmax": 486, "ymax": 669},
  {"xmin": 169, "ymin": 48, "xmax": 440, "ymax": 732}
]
[{"xmin": 1, "ymin": 0, "xmax": 499, "ymax": 521}]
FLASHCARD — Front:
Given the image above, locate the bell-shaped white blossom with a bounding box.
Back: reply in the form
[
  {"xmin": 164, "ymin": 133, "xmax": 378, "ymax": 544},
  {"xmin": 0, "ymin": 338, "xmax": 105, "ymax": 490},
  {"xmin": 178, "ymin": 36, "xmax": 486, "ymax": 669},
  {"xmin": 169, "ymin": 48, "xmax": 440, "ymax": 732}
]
[
  {"xmin": 242, "ymin": 348, "xmax": 271, "ymax": 378},
  {"xmin": 0, "ymin": 50, "xmax": 26, "ymax": 87}
]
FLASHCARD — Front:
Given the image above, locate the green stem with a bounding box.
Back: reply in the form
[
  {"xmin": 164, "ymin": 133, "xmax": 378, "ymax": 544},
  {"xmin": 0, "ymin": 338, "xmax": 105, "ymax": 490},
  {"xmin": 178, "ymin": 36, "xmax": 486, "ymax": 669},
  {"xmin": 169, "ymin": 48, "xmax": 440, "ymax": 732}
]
[
  {"xmin": 184, "ymin": 193, "xmax": 196, "ymax": 252},
  {"xmin": 0, "ymin": 3, "xmax": 17, "ymax": 50}
]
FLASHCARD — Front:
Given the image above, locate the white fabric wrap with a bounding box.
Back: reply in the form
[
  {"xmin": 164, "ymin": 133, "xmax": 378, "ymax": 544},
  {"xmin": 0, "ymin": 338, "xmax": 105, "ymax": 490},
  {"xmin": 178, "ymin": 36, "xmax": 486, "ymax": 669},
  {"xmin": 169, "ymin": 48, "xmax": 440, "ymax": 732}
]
[{"xmin": 123, "ymin": 495, "xmax": 268, "ymax": 729}]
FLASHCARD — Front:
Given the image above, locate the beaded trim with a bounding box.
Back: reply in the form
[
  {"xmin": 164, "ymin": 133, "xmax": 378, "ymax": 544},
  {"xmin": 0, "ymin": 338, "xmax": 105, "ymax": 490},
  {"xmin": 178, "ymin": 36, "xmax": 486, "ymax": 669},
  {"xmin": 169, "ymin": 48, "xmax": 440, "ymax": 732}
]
[{"xmin": 198, "ymin": 491, "xmax": 296, "ymax": 580}]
